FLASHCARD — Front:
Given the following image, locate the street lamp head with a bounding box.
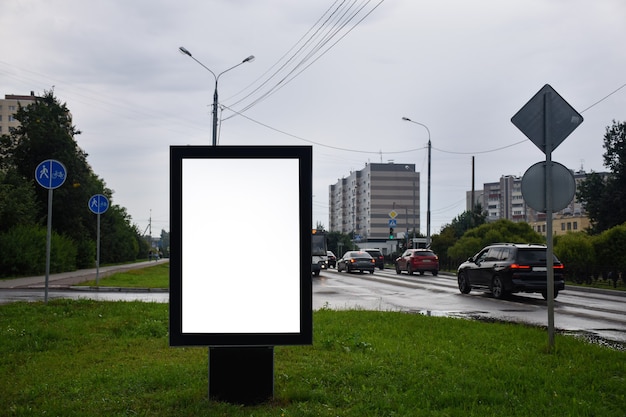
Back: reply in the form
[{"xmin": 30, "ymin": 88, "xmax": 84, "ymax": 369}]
[
  {"xmin": 179, "ymin": 46, "xmax": 192, "ymax": 57},
  {"xmin": 402, "ymin": 116, "xmax": 411, "ymax": 121},
  {"xmin": 243, "ymin": 55, "xmax": 255, "ymax": 63}
]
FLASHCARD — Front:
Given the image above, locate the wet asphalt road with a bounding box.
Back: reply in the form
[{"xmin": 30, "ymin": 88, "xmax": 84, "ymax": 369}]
[{"xmin": 1, "ymin": 261, "xmax": 625, "ymax": 345}]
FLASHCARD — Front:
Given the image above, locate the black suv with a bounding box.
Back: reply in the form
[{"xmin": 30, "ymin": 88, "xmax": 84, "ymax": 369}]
[
  {"xmin": 363, "ymin": 249, "xmax": 385, "ymax": 270},
  {"xmin": 457, "ymin": 243, "xmax": 564, "ymax": 299}
]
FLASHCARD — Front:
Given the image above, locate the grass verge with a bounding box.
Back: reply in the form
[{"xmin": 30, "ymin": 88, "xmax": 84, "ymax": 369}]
[
  {"xmin": 0, "ymin": 300, "xmax": 624, "ymax": 416},
  {"xmin": 79, "ymin": 262, "xmax": 169, "ymax": 288}
]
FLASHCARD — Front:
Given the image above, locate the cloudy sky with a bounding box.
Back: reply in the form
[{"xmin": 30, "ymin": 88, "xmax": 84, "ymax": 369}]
[{"xmin": 2, "ymin": 0, "xmax": 625, "ymax": 236}]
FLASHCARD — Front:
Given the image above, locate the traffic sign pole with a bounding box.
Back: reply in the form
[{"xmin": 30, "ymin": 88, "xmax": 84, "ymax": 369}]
[
  {"xmin": 544, "ymin": 91, "xmax": 555, "ymax": 349},
  {"xmin": 89, "ymin": 194, "xmax": 109, "ymax": 285},
  {"xmin": 35, "ymin": 159, "xmax": 67, "ymax": 304},
  {"xmin": 512, "ymin": 85, "xmax": 583, "ymax": 351},
  {"xmin": 44, "ymin": 189, "xmax": 53, "ymax": 303}
]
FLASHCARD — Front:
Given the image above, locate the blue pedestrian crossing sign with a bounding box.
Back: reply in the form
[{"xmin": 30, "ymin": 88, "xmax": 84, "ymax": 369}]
[
  {"xmin": 89, "ymin": 194, "xmax": 109, "ymax": 214},
  {"xmin": 35, "ymin": 159, "xmax": 67, "ymax": 189},
  {"xmin": 388, "ymin": 219, "xmax": 397, "ymax": 227}
]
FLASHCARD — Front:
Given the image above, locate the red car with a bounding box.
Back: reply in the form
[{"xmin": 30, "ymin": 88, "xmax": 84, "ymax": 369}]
[{"xmin": 395, "ymin": 249, "xmax": 439, "ymax": 276}]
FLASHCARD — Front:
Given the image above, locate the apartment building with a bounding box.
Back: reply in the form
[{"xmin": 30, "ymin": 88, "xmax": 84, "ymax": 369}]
[
  {"xmin": 467, "ymin": 169, "xmax": 604, "ymax": 234},
  {"xmin": 0, "ymin": 92, "xmax": 38, "ymax": 135},
  {"xmin": 329, "ymin": 162, "xmax": 420, "ymax": 241}
]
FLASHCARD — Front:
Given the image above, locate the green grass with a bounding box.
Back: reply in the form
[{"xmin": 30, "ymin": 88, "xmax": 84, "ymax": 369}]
[
  {"xmin": 0, "ymin": 300, "xmax": 624, "ymax": 416},
  {"xmin": 80, "ymin": 262, "xmax": 170, "ymax": 288}
]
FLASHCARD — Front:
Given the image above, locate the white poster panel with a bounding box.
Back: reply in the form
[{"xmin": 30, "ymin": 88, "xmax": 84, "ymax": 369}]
[{"xmin": 181, "ymin": 158, "xmax": 301, "ymax": 334}]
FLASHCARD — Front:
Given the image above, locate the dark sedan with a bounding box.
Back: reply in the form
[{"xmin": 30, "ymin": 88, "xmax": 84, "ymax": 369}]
[
  {"xmin": 327, "ymin": 251, "xmax": 337, "ymax": 268},
  {"xmin": 337, "ymin": 251, "xmax": 376, "ymax": 274}
]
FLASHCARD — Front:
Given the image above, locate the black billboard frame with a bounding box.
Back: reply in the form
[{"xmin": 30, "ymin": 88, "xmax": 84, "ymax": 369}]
[{"xmin": 169, "ymin": 145, "xmax": 313, "ymax": 347}]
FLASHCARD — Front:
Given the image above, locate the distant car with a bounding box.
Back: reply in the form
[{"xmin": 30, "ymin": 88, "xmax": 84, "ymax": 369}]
[
  {"xmin": 337, "ymin": 251, "xmax": 376, "ymax": 274},
  {"xmin": 395, "ymin": 249, "xmax": 439, "ymax": 276},
  {"xmin": 457, "ymin": 243, "xmax": 564, "ymax": 300},
  {"xmin": 327, "ymin": 251, "xmax": 337, "ymax": 268},
  {"xmin": 363, "ymin": 249, "xmax": 385, "ymax": 270}
]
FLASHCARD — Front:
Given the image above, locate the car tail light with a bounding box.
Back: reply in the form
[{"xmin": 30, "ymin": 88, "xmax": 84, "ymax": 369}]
[
  {"xmin": 553, "ymin": 264, "xmax": 564, "ymax": 270},
  {"xmin": 371, "ymin": 259, "xmax": 375, "ymax": 264},
  {"xmin": 509, "ymin": 263, "xmax": 531, "ymax": 270}
]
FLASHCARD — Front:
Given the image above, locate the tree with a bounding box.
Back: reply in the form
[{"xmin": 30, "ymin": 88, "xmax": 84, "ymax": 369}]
[
  {"xmin": 432, "ymin": 205, "xmax": 487, "ymax": 269},
  {"xmin": 593, "ymin": 224, "xmax": 626, "ymax": 287},
  {"xmin": 159, "ymin": 229, "xmax": 170, "ymax": 257},
  {"xmin": 0, "ymin": 90, "xmax": 147, "ymax": 272},
  {"xmin": 577, "ymin": 120, "xmax": 626, "ymax": 233},
  {"xmin": 447, "ymin": 204, "xmax": 487, "ymax": 239},
  {"xmin": 326, "ymin": 231, "xmax": 354, "ymax": 257},
  {"xmin": 447, "ymin": 219, "xmax": 544, "ymax": 265},
  {"xmin": 554, "ymin": 232, "xmax": 595, "ymax": 284},
  {"xmin": 0, "ymin": 170, "xmax": 38, "ymax": 233},
  {"xmin": 430, "ymin": 227, "xmax": 458, "ymax": 270}
]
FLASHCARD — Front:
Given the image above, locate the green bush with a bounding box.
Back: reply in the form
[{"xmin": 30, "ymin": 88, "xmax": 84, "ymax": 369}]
[
  {"xmin": 0, "ymin": 224, "xmax": 76, "ymax": 277},
  {"xmin": 554, "ymin": 232, "xmax": 595, "ymax": 283},
  {"xmin": 447, "ymin": 219, "xmax": 544, "ymax": 265}
]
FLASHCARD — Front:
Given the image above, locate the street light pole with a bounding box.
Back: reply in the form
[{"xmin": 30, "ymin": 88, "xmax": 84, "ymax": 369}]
[
  {"xmin": 179, "ymin": 46, "xmax": 255, "ymax": 146},
  {"xmin": 402, "ymin": 117, "xmax": 431, "ymax": 247}
]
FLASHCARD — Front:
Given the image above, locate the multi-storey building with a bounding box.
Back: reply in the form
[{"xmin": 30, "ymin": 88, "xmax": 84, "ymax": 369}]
[
  {"xmin": 0, "ymin": 92, "xmax": 38, "ymax": 135},
  {"xmin": 329, "ymin": 162, "xmax": 420, "ymax": 241},
  {"xmin": 466, "ymin": 169, "xmax": 605, "ymax": 235}
]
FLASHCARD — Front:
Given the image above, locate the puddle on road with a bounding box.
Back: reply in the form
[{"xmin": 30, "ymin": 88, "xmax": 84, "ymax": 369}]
[{"xmin": 409, "ymin": 310, "xmax": 489, "ymax": 319}]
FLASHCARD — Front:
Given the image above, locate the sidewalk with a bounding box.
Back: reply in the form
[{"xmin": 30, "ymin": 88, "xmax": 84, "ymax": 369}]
[{"xmin": 0, "ymin": 259, "xmax": 168, "ymax": 289}]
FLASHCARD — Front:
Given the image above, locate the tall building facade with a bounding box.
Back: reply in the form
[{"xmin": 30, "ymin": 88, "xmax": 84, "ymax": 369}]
[
  {"xmin": 466, "ymin": 169, "xmax": 604, "ymax": 234},
  {"xmin": 0, "ymin": 92, "xmax": 38, "ymax": 135},
  {"xmin": 329, "ymin": 163, "xmax": 420, "ymax": 241}
]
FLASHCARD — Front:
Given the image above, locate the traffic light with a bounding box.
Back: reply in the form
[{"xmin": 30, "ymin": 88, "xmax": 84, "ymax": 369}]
[{"xmin": 389, "ymin": 227, "xmax": 394, "ymax": 239}]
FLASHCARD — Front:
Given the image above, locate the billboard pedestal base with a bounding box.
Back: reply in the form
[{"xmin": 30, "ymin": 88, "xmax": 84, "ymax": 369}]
[{"xmin": 208, "ymin": 346, "xmax": 274, "ymax": 405}]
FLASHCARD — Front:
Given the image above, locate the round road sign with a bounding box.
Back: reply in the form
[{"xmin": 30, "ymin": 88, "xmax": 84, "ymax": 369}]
[
  {"xmin": 35, "ymin": 159, "xmax": 67, "ymax": 189},
  {"xmin": 88, "ymin": 194, "xmax": 109, "ymax": 214},
  {"xmin": 521, "ymin": 161, "xmax": 576, "ymax": 212}
]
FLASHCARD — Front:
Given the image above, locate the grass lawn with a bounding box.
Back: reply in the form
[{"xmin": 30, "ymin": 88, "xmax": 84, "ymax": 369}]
[
  {"xmin": 80, "ymin": 262, "xmax": 170, "ymax": 288},
  {"xmin": 0, "ymin": 300, "xmax": 624, "ymax": 416}
]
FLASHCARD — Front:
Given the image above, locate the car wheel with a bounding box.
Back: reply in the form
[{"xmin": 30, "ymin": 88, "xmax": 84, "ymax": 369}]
[
  {"xmin": 395, "ymin": 264, "xmax": 401, "ymax": 274},
  {"xmin": 491, "ymin": 276, "xmax": 506, "ymax": 299},
  {"xmin": 369, "ymin": 270, "xmax": 374, "ymax": 274},
  {"xmin": 419, "ymin": 271, "xmax": 425, "ymax": 276},
  {"xmin": 458, "ymin": 272, "xmax": 471, "ymax": 294},
  {"xmin": 407, "ymin": 265, "xmax": 414, "ymax": 275},
  {"xmin": 432, "ymin": 270, "xmax": 438, "ymax": 276},
  {"xmin": 541, "ymin": 290, "xmax": 559, "ymax": 300}
]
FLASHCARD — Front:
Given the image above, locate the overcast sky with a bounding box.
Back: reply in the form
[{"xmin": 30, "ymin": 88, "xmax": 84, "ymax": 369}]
[{"xmin": 2, "ymin": 0, "xmax": 625, "ymax": 236}]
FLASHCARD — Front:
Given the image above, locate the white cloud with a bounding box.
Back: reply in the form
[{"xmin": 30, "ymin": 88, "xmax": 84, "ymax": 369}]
[{"xmin": 2, "ymin": 0, "xmax": 624, "ymax": 235}]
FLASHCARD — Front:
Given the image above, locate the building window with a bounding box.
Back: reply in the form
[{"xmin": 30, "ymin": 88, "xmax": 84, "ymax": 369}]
[
  {"xmin": 567, "ymin": 222, "xmax": 572, "ymax": 230},
  {"xmin": 573, "ymin": 222, "xmax": 578, "ymax": 230},
  {"xmin": 561, "ymin": 223, "xmax": 566, "ymax": 231},
  {"xmin": 542, "ymin": 224, "xmax": 546, "ymax": 232}
]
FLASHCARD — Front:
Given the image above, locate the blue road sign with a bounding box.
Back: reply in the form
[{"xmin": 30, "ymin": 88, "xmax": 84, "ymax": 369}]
[
  {"xmin": 388, "ymin": 219, "xmax": 397, "ymax": 227},
  {"xmin": 89, "ymin": 194, "xmax": 109, "ymax": 214},
  {"xmin": 35, "ymin": 159, "xmax": 67, "ymax": 189}
]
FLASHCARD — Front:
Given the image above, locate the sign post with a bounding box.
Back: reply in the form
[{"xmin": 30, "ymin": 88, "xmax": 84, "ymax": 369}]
[
  {"xmin": 512, "ymin": 84, "xmax": 583, "ymax": 349},
  {"xmin": 34, "ymin": 159, "xmax": 67, "ymax": 303},
  {"xmin": 89, "ymin": 194, "xmax": 109, "ymax": 285}
]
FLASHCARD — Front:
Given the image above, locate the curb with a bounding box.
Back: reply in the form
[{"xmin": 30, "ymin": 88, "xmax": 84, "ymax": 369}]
[{"xmin": 69, "ymin": 286, "xmax": 168, "ymax": 293}]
